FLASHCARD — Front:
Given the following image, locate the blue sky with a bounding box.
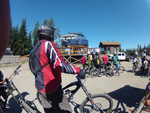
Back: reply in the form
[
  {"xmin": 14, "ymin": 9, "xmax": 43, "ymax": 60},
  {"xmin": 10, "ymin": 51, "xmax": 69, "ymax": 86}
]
[{"xmin": 10, "ymin": 0, "xmax": 150, "ymax": 49}]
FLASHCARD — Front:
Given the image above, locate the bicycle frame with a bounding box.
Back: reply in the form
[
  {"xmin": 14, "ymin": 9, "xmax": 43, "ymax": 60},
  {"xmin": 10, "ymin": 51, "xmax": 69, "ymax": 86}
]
[{"xmin": 63, "ymin": 76, "xmax": 104, "ymax": 111}]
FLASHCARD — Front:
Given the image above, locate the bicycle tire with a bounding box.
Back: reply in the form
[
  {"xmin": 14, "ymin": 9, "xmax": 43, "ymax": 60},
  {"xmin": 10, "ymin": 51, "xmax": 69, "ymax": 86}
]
[
  {"xmin": 88, "ymin": 68, "xmax": 94, "ymax": 78},
  {"xmin": 80, "ymin": 94, "xmax": 113, "ymax": 113},
  {"xmin": 107, "ymin": 67, "xmax": 114, "ymax": 77},
  {"xmin": 90, "ymin": 68, "xmax": 100, "ymax": 77}
]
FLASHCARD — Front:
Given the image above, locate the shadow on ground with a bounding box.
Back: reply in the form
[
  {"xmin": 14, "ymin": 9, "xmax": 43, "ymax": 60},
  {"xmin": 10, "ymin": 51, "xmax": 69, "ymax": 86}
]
[
  {"xmin": 126, "ymin": 68, "xmax": 149, "ymax": 78},
  {"xmin": 125, "ymin": 69, "xmax": 134, "ymax": 73},
  {"xmin": 135, "ymin": 70, "xmax": 149, "ymax": 77},
  {"xmin": 108, "ymin": 85, "xmax": 145, "ymax": 113}
]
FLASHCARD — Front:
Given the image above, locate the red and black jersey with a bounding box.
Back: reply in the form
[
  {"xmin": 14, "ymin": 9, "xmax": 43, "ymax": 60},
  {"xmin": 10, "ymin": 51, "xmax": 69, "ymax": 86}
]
[{"xmin": 29, "ymin": 40, "xmax": 80, "ymax": 94}]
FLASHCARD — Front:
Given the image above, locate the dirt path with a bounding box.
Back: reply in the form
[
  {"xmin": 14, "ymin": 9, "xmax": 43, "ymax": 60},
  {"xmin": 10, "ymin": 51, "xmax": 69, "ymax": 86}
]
[{"xmin": 0, "ymin": 61, "xmax": 149, "ymax": 113}]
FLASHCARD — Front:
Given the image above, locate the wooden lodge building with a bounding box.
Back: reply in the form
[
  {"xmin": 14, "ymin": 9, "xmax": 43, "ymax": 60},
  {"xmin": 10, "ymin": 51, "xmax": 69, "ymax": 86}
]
[{"xmin": 99, "ymin": 42, "xmax": 121, "ymax": 54}]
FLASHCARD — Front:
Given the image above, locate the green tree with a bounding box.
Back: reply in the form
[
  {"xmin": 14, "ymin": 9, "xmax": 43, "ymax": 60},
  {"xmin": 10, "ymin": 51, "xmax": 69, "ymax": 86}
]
[
  {"xmin": 125, "ymin": 49, "xmax": 136, "ymax": 56},
  {"xmin": 31, "ymin": 19, "xmax": 61, "ymax": 47},
  {"xmin": 19, "ymin": 19, "xmax": 27, "ymax": 37},
  {"xmin": 10, "ymin": 26, "xmax": 20, "ymax": 55},
  {"xmin": 18, "ymin": 19, "xmax": 29, "ymax": 55},
  {"xmin": 43, "ymin": 19, "xmax": 55, "ymax": 28},
  {"xmin": 10, "ymin": 19, "xmax": 32, "ymax": 55},
  {"xmin": 31, "ymin": 22, "xmax": 40, "ymax": 46}
]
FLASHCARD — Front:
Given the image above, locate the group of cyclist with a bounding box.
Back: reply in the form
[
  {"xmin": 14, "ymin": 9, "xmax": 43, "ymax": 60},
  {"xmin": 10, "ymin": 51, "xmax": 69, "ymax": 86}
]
[
  {"xmin": 81, "ymin": 51, "xmax": 121, "ymax": 76},
  {"xmin": 132, "ymin": 51, "xmax": 150, "ymax": 74}
]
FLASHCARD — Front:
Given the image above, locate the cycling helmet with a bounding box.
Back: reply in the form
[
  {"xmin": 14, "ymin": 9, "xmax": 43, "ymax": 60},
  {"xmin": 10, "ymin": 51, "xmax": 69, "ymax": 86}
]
[{"xmin": 38, "ymin": 25, "xmax": 55, "ymax": 41}]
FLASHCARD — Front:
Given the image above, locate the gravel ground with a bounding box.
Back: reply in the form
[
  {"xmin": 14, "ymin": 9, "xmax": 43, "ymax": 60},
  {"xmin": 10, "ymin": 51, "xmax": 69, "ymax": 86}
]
[{"xmin": 0, "ymin": 61, "xmax": 149, "ymax": 113}]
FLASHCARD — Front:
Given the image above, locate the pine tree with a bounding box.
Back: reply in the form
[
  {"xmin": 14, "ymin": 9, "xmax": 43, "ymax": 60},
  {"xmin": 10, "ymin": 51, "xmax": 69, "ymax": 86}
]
[
  {"xmin": 43, "ymin": 19, "xmax": 55, "ymax": 28},
  {"xmin": 10, "ymin": 19, "xmax": 32, "ymax": 55},
  {"xmin": 31, "ymin": 22, "xmax": 40, "ymax": 46}
]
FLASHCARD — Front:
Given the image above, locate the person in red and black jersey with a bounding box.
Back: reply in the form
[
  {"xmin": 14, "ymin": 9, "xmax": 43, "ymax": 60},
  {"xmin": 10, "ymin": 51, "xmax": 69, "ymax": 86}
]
[{"xmin": 29, "ymin": 25, "xmax": 85, "ymax": 113}]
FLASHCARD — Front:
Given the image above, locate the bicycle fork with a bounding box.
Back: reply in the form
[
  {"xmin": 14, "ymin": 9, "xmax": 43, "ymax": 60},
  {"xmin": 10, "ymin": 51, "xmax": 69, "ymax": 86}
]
[{"xmin": 81, "ymin": 81, "xmax": 103, "ymax": 112}]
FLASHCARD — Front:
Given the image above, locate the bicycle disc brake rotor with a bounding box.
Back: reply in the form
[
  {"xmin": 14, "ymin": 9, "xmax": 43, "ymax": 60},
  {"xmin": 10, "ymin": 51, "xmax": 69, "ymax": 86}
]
[
  {"xmin": 83, "ymin": 103, "xmax": 102, "ymax": 113},
  {"xmin": 83, "ymin": 97, "xmax": 111, "ymax": 113}
]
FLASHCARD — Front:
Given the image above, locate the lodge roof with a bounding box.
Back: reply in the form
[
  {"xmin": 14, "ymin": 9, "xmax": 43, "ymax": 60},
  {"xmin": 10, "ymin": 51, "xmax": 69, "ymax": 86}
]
[{"xmin": 100, "ymin": 42, "xmax": 120, "ymax": 46}]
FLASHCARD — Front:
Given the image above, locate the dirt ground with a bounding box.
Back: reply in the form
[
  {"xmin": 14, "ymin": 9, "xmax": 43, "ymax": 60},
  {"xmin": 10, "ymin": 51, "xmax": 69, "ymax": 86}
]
[{"xmin": 0, "ymin": 61, "xmax": 149, "ymax": 113}]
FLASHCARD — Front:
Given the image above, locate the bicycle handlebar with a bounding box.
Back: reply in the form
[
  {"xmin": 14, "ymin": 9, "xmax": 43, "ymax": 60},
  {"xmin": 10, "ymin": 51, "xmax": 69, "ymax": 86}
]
[
  {"xmin": 63, "ymin": 79, "xmax": 81, "ymax": 97},
  {"xmin": 14, "ymin": 64, "xmax": 22, "ymax": 73},
  {"xmin": 0, "ymin": 64, "xmax": 22, "ymax": 84},
  {"xmin": 15, "ymin": 64, "xmax": 22, "ymax": 72},
  {"xmin": 6, "ymin": 64, "xmax": 22, "ymax": 82}
]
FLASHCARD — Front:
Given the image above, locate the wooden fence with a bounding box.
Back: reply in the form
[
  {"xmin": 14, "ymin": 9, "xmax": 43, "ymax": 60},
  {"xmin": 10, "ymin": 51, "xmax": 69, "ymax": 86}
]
[{"xmin": 0, "ymin": 55, "xmax": 20, "ymax": 64}]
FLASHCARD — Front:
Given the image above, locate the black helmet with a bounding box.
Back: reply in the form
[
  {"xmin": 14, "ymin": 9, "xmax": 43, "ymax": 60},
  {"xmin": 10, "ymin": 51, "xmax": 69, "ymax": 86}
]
[{"xmin": 38, "ymin": 25, "xmax": 55, "ymax": 41}]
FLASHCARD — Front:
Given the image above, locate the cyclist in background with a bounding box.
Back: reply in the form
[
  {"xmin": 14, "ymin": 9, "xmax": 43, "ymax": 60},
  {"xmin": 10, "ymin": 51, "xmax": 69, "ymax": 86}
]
[
  {"xmin": 87, "ymin": 53, "xmax": 93, "ymax": 71},
  {"xmin": 112, "ymin": 53, "xmax": 120, "ymax": 73},
  {"xmin": 141, "ymin": 56, "xmax": 148, "ymax": 72},
  {"xmin": 80, "ymin": 55, "xmax": 87, "ymax": 69},
  {"xmin": 133, "ymin": 55, "xmax": 138, "ymax": 65},
  {"xmin": 98, "ymin": 53, "xmax": 103, "ymax": 73},
  {"xmin": 93, "ymin": 52, "xmax": 100, "ymax": 69},
  {"xmin": 102, "ymin": 52, "xmax": 109, "ymax": 71}
]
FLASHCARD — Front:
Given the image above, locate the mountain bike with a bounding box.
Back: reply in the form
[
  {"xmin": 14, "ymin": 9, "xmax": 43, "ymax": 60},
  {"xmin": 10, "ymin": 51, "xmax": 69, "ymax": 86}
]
[
  {"xmin": 89, "ymin": 66, "xmax": 101, "ymax": 77},
  {"xmin": 111, "ymin": 64, "xmax": 125, "ymax": 76},
  {"xmin": 63, "ymin": 75, "xmax": 113, "ymax": 113},
  {"xmin": 103, "ymin": 62, "xmax": 114, "ymax": 77},
  {"xmin": 132, "ymin": 62, "xmax": 138, "ymax": 73},
  {"xmin": 0, "ymin": 64, "xmax": 40, "ymax": 113}
]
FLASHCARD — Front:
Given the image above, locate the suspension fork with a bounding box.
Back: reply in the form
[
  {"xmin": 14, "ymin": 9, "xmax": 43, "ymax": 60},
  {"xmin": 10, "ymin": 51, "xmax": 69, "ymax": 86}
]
[{"xmin": 79, "ymin": 79, "xmax": 94, "ymax": 104}]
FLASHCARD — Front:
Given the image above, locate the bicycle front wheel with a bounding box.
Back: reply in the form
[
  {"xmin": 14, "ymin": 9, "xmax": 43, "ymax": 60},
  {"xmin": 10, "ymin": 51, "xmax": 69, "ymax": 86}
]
[{"xmin": 80, "ymin": 94, "xmax": 113, "ymax": 113}]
